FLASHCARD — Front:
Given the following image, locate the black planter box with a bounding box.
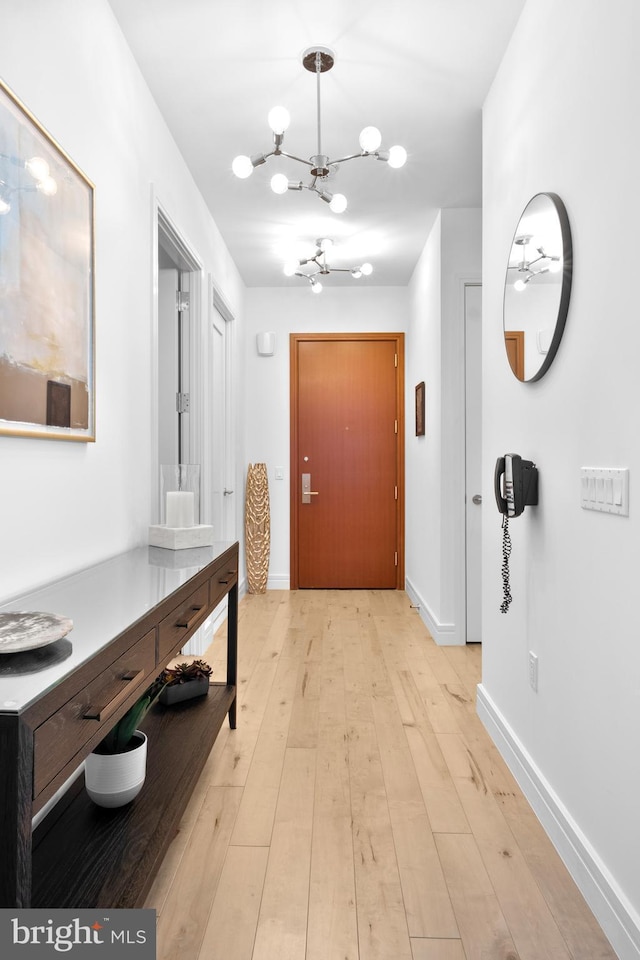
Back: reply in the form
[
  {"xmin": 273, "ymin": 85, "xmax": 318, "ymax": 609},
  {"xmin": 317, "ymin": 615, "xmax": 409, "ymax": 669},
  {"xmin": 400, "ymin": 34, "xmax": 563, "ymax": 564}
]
[{"xmin": 159, "ymin": 677, "xmax": 210, "ymax": 705}]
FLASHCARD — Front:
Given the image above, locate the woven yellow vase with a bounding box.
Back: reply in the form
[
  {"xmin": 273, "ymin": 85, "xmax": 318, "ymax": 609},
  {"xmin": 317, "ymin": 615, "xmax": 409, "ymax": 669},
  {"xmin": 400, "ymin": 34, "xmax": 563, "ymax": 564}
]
[{"xmin": 245, "ymin": 463, "xmax": 270, "ymax": 593}]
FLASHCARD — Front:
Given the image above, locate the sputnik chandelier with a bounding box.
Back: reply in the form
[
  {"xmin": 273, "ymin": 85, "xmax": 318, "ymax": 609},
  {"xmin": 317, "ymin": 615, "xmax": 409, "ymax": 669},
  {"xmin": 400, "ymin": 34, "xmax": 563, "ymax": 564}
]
[
  {"xmin": 232, "ymin": 46, "xmax": 407, "ymax": 214},
  {"xmin": 283, "ymin": 238, "xmax": 373, "ymax": 293},
  {"xmin": 509, "ymin": 235, "xmax": 561, "ymax": 291}
]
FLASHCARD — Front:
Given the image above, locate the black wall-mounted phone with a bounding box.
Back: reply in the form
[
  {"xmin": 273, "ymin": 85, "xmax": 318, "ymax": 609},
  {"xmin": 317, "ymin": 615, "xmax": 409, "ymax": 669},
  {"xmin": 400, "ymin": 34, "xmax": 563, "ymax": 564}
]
[
  {"xmin": 494, "ymin": 454, "xmax": 539, "ymax": 612},
  {"xmin": 494, "ymin": 454, "xmax": 538, "ymax": 517}
]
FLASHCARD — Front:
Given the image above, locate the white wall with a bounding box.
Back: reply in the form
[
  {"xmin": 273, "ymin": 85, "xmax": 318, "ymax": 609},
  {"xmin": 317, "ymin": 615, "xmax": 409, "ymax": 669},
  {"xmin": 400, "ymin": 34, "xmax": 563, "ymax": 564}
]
[
  {"xmin": 405, "ymin": 215, "xmax": 443, "ymax": 623},
  {"xmin": 0, "ymin": 0, "xmax": 244, "ymax": 603},
  {"xmin": 405, "ymin": 208, "xmax": 481, "ymax": 643},
  {"xmin": 244, "ymin": 285, "xmax": 408, "ymax": 587},
  {"xmin": 481, "ymin": 1, "xmax": 640, "ymax": 956}
]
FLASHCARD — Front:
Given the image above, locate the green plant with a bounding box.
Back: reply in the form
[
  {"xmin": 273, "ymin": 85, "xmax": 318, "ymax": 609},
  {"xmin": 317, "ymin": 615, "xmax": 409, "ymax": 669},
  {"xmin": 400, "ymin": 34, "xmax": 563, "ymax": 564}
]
[
  {"xmin": 161, "ymin": 658, "xmax": 212, "ymax": 685},
  {"xmin": 95, "ymin": 674, "xmax": 168, "ymax": 755}
]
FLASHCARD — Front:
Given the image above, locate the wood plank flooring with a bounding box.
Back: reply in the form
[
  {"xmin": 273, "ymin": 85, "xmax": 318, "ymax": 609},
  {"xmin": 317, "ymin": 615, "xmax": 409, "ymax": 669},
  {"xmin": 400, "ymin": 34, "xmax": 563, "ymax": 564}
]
[{"xmin": 145, "ymin": 589, "xmax": 617, "ymax": 960}]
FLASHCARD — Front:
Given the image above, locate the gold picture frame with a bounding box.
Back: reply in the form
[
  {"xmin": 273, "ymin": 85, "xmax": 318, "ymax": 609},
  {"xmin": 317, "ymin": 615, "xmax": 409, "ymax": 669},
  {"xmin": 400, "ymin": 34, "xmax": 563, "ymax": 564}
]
[
  {"xmin": 415, "ymin": 381, "xmax": 425, "ymax": 436},
  {"xmin": 0, "ymin": 78, "xmax": 95, "ymax": 441}
]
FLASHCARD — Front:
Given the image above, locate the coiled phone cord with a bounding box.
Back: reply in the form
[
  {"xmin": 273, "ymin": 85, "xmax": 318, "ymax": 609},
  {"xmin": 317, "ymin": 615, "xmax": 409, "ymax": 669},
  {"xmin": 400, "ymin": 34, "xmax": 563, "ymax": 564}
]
[{"xmin": 500, "ymin": 515, "xmax": 513, "ymax": 613}]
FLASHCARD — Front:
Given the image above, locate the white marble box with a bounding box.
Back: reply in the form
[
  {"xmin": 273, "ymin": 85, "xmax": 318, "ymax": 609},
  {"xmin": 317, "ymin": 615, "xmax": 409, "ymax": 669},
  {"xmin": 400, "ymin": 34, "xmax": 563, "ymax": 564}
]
[{"xmin": 148, "ymin": 524, "xmax": 215, "ymax": 550}]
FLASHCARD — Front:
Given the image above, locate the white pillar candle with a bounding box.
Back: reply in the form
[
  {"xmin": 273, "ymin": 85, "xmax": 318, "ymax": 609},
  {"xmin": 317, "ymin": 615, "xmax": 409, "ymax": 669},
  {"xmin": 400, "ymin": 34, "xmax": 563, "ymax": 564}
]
[{"xmin": 165, "ymin": 491, "xmax": 195, "ymax": 528}]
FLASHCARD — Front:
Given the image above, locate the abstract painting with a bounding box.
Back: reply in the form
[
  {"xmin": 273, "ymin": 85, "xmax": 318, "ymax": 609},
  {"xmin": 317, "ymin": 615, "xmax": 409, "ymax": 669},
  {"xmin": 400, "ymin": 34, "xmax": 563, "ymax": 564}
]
[{"xmin": 0, "ymin": 79, "xmax": 94, "ymax": 440}]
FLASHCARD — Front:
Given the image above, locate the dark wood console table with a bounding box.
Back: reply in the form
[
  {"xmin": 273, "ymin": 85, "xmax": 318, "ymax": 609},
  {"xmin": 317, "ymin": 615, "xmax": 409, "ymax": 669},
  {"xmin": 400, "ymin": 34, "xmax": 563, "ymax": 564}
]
[{"xmin": 0, "ymin": 541, "xmax": 239, "ymax": 909}]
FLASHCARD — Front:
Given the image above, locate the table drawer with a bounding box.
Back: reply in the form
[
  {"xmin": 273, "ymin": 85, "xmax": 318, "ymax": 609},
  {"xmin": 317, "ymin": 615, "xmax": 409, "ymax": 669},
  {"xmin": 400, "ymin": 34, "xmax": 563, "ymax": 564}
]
[
  {"xmin": 33, "ymin": 628, "xmax": 156, "ymax": 799},
  {"xmin": 158, "ymin": 582, "xmax": 209, "ymax": 661},
  {"xmin": 210, "ymin": 566, "xmax": 237, "ymax": 611}
]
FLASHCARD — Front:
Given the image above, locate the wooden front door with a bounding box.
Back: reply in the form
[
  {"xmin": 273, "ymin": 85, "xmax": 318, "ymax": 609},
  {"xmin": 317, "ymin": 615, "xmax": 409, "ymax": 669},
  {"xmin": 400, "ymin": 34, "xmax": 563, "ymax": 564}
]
[
  {"xmin": 504, "ymin": 330, "xmax": 525, "ymax": 380},
  {"xmin": 290, "ymin": 333, "xmax": 404, "ymax": 589}
]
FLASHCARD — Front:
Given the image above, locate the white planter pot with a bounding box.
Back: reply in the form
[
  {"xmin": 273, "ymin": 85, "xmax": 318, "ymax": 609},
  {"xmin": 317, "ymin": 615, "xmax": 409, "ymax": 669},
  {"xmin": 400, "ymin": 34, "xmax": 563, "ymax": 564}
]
[{"xmin": 84, "ymin": 730, "xmax": 147, "ymax": 808}]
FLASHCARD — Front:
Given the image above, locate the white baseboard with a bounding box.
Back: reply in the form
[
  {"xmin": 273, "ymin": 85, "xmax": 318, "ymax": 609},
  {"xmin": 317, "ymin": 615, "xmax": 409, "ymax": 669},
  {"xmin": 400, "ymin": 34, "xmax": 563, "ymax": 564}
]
[
  {"xmin": 477, "ymin": 684, "xmax": 640, "ymax": 960},
  {"xmin": 404, "ymin": 575, "xmax": 461, "ymax": 645},
  {"xmin": 266, "ymin": 575, "xmax": 290, "ymax": 590}
]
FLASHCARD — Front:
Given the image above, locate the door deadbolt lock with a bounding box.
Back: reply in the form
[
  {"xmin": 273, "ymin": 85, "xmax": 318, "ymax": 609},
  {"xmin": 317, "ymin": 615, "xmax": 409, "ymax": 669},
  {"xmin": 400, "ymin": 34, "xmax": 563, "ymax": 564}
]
[{"xmin": 301, "ymin": 473, "xmax": 319, "ymax": 504}]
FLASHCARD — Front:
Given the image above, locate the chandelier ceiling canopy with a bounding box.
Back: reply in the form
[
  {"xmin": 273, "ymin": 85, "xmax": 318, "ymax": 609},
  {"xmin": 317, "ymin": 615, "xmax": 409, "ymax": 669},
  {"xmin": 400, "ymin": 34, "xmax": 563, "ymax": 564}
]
[{"xmin": 232, "ymin": 46, "xmax": 407, "ymax": 215}]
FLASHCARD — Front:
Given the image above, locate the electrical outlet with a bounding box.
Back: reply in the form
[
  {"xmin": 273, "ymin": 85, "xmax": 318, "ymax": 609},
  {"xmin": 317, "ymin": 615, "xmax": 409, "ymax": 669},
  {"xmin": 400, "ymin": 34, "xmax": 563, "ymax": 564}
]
[{"xmin": 528, "ymin": 651, "xmax": 538, "ymax": 692}]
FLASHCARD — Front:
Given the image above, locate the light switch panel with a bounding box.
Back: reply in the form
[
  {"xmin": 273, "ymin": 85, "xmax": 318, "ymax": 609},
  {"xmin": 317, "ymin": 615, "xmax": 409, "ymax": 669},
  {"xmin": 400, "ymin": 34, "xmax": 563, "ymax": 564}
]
[{"xmin": 580, "ymin": 467, "xmax": 629, "ymax": 515}]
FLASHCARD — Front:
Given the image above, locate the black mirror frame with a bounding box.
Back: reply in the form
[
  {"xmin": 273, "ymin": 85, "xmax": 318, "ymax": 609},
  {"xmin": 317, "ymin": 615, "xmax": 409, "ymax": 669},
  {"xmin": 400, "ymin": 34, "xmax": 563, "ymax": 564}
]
[{"xmin": 503, "ymin": 191, "xmax": 573, "ymax": 382}]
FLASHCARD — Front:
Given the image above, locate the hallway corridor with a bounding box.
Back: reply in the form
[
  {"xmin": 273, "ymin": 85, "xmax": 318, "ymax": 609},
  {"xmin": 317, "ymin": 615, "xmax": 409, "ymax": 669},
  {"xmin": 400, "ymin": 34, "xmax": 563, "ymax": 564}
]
[{"xmin": 146, "ymin": 589, "xmax": 615, "ymax": 960}]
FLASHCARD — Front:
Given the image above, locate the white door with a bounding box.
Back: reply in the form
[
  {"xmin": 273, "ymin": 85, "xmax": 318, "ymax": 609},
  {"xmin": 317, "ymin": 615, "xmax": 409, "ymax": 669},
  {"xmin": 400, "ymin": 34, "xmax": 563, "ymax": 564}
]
[
  {"xmin": 465, "ymin": 283, "xmax": 482, "ymax": 643},
  {"xmin": 211, "ymin": 301, "xmax": 235, "ymax": 541}
]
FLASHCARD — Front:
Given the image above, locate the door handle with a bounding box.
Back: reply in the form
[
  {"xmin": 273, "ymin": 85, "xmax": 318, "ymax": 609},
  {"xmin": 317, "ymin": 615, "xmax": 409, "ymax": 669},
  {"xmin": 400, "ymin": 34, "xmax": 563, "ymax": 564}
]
[
  {"xmin": 223, "ymin": 489, "xmax": 234, "ymax": 496},
  {"xmin": 302, "ymin": 473, "xmax": 319, "ymax": 504},
  {"xmin": 472, "ymin": 494, "xmax": 482, "ymax": 505}
]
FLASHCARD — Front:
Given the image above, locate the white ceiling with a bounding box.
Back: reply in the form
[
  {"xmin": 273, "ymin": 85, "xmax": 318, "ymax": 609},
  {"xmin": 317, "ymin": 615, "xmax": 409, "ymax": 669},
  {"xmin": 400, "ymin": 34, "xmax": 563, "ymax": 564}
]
[{"xmin": 108, "ymin": 0, "xmax": 525, "ymax": 288}]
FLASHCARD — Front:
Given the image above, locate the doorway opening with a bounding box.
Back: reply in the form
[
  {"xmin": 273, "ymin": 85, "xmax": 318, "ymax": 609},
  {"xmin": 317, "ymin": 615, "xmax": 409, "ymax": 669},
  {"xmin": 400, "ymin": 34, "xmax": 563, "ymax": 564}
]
[{"xmin": 154, "ymin": 207, "xmax": 202, "ymax": 525}]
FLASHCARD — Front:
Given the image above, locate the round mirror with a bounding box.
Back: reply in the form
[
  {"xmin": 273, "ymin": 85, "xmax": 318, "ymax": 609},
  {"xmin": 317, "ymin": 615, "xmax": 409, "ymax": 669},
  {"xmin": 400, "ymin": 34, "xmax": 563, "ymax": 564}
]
[{"xmin": 503, "ymin": 192, "xmax": 572, "ymax": 382}]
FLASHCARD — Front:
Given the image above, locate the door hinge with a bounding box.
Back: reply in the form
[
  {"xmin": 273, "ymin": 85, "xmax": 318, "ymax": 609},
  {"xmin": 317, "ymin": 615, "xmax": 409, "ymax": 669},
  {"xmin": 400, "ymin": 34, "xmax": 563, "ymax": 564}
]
[
  {"xmin": 176, "ymin": 392, "xmax": 190, "ymax": 414},
  {"xmin": 176, "ymin": 291, "xmax": 190, "ymax": 312},
  {"xmin": 394, "ymin": 353, "xmax": 398, "ymax": 368},
  {"xmin": 394, "ymin": 419, "xmax": 398, "ymax": 434},
  {"xmin": 394, "ymin": 551, "xmax": 398, "ymax": 567},
  {"xmin": 395, "ymin": 485, "xmax": 398, "ymax": 501}
]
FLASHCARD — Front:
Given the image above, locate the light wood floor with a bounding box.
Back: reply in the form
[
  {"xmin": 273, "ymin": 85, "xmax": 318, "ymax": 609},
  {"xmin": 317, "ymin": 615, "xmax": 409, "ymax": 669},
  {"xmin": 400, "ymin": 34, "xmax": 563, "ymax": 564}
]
[{"xmin": 145, "ymin": 589, "xmax": 617, "ymax": 960}]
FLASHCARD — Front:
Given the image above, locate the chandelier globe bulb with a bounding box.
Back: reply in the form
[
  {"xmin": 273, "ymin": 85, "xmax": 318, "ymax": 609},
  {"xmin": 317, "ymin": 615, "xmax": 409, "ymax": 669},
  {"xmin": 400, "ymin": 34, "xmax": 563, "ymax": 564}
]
[
  {"xmin": 311, "ymin": 279, "xmax": 323, "ymax": 294},
  {"xmin": 232, "ymin": 155, "xmax": 254, "ymax": 179},
  {"xmin": 359, "ymin": 126, "xmax": 382, "ymax": 152},
  {"xmin": 270, "ymin": 173, "xmax": 289, "ymax": 195},
  {"xmin": 268, "ymin": 106, "xmax": 291, "ymax": 135},
  {"xmin": 387, "ymin": 145, "xmax": 407, "ymax": 169},
  {"xmin": 361, "ymin": 262, "xmax": 373, "ymax": 276},
  {"xmin": 329, "ymin": 193, "xmax": 347, "ymax": 214},
  {"xmin": 283, "ymin": 260, "xmax": 299, "ymax": 277},
  {"xmin": 514, "ymin": 278, "xmax": 527, "ymax": 292}
]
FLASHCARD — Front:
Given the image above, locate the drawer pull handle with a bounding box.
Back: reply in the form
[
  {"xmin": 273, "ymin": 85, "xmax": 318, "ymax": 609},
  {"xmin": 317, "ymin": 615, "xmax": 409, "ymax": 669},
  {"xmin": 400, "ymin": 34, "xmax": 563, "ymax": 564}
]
[
  {"xmin": 83, "ymin": 668, "xmax": 145, "ymax": 722},
  {"xmin": 176, "ymin": 605, "xmax": 204, "ymax": 630},
  {"xmin": 218, "ymin": 578, "xmax": 229, "ymax": 585}
]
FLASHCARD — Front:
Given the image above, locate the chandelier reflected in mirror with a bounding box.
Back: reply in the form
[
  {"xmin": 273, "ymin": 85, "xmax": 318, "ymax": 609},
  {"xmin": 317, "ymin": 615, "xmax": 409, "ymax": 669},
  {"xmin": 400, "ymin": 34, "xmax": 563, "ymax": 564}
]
[
  {"xmin": 282, "ymin": 237, "xmax": 373, "ymax": 293},
  {"xmin": 232, "ymin": 46, "xmax": 407, "ymax": 214},
  {"xmin": 508, "ymin": 234, "xmax": 561, "ymax": 291}
]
